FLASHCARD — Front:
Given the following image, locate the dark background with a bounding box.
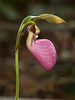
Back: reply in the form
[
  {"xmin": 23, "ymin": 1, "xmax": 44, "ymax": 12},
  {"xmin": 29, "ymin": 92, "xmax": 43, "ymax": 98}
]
[{"xmin": 0, "ymin": 0, "xmax": 75, "ymax": 99}]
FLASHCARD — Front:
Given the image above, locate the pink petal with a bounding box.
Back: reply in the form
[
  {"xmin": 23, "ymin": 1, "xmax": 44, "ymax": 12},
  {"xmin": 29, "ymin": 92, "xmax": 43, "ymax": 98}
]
[{"xmin": 28, "ymin": 39, "xmax": 56, "ymax": 70}]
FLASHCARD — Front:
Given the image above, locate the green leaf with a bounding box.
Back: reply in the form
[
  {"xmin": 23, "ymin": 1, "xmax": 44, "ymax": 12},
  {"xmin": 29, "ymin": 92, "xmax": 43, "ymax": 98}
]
[{"xmin": 33, "ymin": 14, "xmax": 66, "ymax": 24}]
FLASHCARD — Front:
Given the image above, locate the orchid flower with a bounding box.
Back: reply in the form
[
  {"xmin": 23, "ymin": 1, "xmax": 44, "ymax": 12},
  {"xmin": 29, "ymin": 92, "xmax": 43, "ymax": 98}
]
[{"xmin": 15, "ymin": 14, "xmax": 65, "ymax": 100}]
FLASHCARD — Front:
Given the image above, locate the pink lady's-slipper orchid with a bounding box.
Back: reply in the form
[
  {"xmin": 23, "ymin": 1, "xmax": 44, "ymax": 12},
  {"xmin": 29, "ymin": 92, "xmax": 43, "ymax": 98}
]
[{"xmin": 15, "ymin": 14, "xmax": 65, "ymax": 100}]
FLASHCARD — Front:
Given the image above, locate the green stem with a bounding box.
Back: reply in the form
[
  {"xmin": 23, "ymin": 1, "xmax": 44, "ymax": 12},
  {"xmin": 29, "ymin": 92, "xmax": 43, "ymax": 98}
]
[{"xmin": 15, "ymin": 50, "xmax": 19, "ymax": 100}]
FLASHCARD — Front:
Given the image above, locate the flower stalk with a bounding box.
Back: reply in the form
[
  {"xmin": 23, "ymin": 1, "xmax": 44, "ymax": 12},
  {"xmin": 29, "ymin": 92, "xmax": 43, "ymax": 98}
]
[{"xmin": 15, "ymin": 50, "xmax": 19, "ymax": 100}]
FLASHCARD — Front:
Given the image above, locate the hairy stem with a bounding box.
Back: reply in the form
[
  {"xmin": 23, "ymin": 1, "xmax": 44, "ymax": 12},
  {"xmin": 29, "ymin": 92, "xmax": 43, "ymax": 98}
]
[{"xmin": 15, "ymin": 50, "xmax": 19, "ymax": 100}]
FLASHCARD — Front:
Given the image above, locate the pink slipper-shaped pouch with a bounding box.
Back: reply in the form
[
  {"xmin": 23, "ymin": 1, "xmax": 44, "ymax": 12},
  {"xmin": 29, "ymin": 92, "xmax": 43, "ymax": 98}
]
[{"xmin": 27, "ymin": 35, "xmax": 56, "ymax": 70}]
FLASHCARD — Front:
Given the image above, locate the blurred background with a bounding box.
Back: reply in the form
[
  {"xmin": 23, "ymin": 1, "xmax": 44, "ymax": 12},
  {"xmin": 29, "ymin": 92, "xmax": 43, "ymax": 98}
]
[{"xmin": 0, "ymin": 0, "xmax": 75, "ymax": 99}]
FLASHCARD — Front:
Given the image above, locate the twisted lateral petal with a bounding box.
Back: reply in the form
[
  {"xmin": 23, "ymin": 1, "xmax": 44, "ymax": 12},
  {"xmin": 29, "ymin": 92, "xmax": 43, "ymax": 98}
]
[{"xmin": 26, "ymin": 31, "xmax": 56, "ymax": 70}]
